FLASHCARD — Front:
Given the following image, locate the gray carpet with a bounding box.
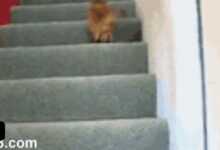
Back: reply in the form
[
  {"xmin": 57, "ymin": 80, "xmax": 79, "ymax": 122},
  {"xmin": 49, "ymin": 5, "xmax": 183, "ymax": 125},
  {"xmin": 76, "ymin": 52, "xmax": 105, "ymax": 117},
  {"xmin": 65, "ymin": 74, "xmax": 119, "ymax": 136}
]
[
  {"xmin": 5, "ymin": 119, "xmax": 168, "ymax": 150},
  {"xmin": 0, "ymin": 74, "xmax": 156, "ymax": 122},
  {"xmin": 0, "ymin": 43, "xmax": 148, "ymax": 79},
  {"xmin": 0, "ymin": 0, "xmax": 169, "ymax": 149},
  {"xmin": 21, "ymin": 0, "xmax": 132, "ymax": 5},
  {"xmin": 0, "ymin": 19, "xmax": 142, "ymax": 47},
  {"xmin": 12, "ymin": 1, "xmax": 136, "ymax": 23}
]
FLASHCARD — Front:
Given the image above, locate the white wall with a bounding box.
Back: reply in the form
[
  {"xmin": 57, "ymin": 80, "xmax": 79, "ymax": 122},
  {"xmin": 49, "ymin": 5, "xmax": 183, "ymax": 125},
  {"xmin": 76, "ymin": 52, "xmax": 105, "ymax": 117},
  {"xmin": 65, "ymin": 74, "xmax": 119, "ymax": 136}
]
[
  {"xmin": 202, "ymin": 0, "xmax": 220, "ymax": 149},
  {"xmin": 135, "ymin": 0, "xmax": 205, "ymax": 149}
]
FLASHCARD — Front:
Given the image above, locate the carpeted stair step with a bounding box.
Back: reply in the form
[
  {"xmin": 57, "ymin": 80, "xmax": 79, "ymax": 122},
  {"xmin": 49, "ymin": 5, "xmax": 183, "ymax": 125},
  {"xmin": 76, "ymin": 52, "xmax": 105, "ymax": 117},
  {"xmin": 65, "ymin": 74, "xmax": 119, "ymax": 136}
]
[
  {"xmin": 0, "ymin": 74, "xmax": 156, "ymax": 122},
  {"xmin": 5, "ymin": 119, "xmax": 169, "ymax": 150},
  {"xmin": 0, "ymin": 43, "xmax": 148, "ymax": 80},
  {"xmin": 21, "ymin": 0, "xmax": 131, "ymax": 5},
  {"xmin": 0, "ymin": 19, "xmax": 142, "ymax": 47},
  {"xmin": 12, "ymin": 1, "xmax": 135, "ymax": 23}
]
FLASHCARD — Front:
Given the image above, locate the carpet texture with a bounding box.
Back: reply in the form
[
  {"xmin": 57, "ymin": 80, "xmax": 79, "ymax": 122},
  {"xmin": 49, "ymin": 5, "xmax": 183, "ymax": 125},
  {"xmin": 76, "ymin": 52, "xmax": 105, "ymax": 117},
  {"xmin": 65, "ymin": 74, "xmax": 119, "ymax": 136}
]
[
  {"xmin": 0, "ymin": 0, "xmax": 169, "ymax": 149},
  {"xmin": 5, "ymin": 119, "xmax": 168, "ymax": 150},
  {"xmin": 0, "ymin": 19, "xmax": 142, "ymax": 47},
  {"xmin": 12, "ymin": 1, "xmax": 136, "ymax": 23}
]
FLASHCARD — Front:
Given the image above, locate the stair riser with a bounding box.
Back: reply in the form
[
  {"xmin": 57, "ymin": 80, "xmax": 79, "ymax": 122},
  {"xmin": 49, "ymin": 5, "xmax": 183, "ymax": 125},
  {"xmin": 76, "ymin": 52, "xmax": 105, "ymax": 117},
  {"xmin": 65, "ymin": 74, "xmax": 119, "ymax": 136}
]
[
  {"xmin": 0, "ymin": 19, "xmax": 142, "ymax": 47},
  {"xmin": 12, "ymin": 1, "xmax": 135, "ymax": 23},
  {"xmin": 0, "ymin": 43, "xmax": 148, "ymax": 80},
  {"xmin": 0, "ymin": 75, "xmax": 156, "ymax": 122},
  {"xmin": 4, "ymin": 119, "xmax": 168, "ymax": 150},
  {"xmin": 21, "ymin": 0, "xmax": 132, "ymax": 5}
]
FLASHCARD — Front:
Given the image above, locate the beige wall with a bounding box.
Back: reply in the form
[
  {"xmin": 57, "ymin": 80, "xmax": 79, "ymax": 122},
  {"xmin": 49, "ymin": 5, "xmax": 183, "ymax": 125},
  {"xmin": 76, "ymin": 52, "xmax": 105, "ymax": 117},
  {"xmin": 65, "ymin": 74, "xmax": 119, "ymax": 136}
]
[
  {"xmin": 135, "ymin": 0, "xmax": 177, "ymax": 110},
  {"xmin": 135, "ymin": 0, "xmax": 205, "ymax": 150},
  {"xmin": 202, "ymin": 0, "xmax": 220, "ymax": 149}
]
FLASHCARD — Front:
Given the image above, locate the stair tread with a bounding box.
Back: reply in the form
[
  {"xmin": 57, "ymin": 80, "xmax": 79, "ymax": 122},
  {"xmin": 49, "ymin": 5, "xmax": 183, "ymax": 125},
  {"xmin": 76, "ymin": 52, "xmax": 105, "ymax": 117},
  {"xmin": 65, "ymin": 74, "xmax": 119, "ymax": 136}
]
[
  {"xmin": 7, "ymin": 118, "xmax": 166, "ymax": 128},
  {"xmin": 12, "ymin": 1, "xmax": 135, "ymax": 23},
  {"xmin": 0, "ymin": 74, "xmax": 156, "ymax": 122},
  {"xmin": 5, "ymin": 118, "xmax": 168, "ymax": 150},
  {"xmin": 0, "ymin": 42, "xmax": 148, "ymax": 79},
  {"xmin": 0, "ymin": 18, "xmax": 142, "ymax": 47},
  {"xmin": 0, "ymin": 0, "xmax": 169, "ymax": 148}
]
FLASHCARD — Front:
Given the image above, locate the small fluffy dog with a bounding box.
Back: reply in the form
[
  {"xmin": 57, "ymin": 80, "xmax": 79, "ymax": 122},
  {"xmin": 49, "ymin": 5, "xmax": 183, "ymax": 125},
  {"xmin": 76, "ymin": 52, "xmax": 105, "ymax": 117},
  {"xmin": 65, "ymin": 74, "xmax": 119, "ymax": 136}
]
[{"xmin": 88, "ymin": 0, "xmax": 125, "ymax": 42}]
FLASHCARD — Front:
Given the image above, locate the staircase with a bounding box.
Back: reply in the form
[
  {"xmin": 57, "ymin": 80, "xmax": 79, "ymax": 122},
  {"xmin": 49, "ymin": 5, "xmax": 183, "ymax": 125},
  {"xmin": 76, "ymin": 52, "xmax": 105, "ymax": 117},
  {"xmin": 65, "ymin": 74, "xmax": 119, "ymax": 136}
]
[{"xmin": 0, "ymin": 0, "xmax": 169, "ymax": 149}]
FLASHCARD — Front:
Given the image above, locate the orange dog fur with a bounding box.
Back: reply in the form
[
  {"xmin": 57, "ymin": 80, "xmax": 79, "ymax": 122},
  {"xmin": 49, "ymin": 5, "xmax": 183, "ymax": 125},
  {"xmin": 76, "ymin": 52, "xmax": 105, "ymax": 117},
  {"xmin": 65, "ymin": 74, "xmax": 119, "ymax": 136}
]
[{"xmin": 88, "ymin": 0, "xmax": 117, "ymax": 43}]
